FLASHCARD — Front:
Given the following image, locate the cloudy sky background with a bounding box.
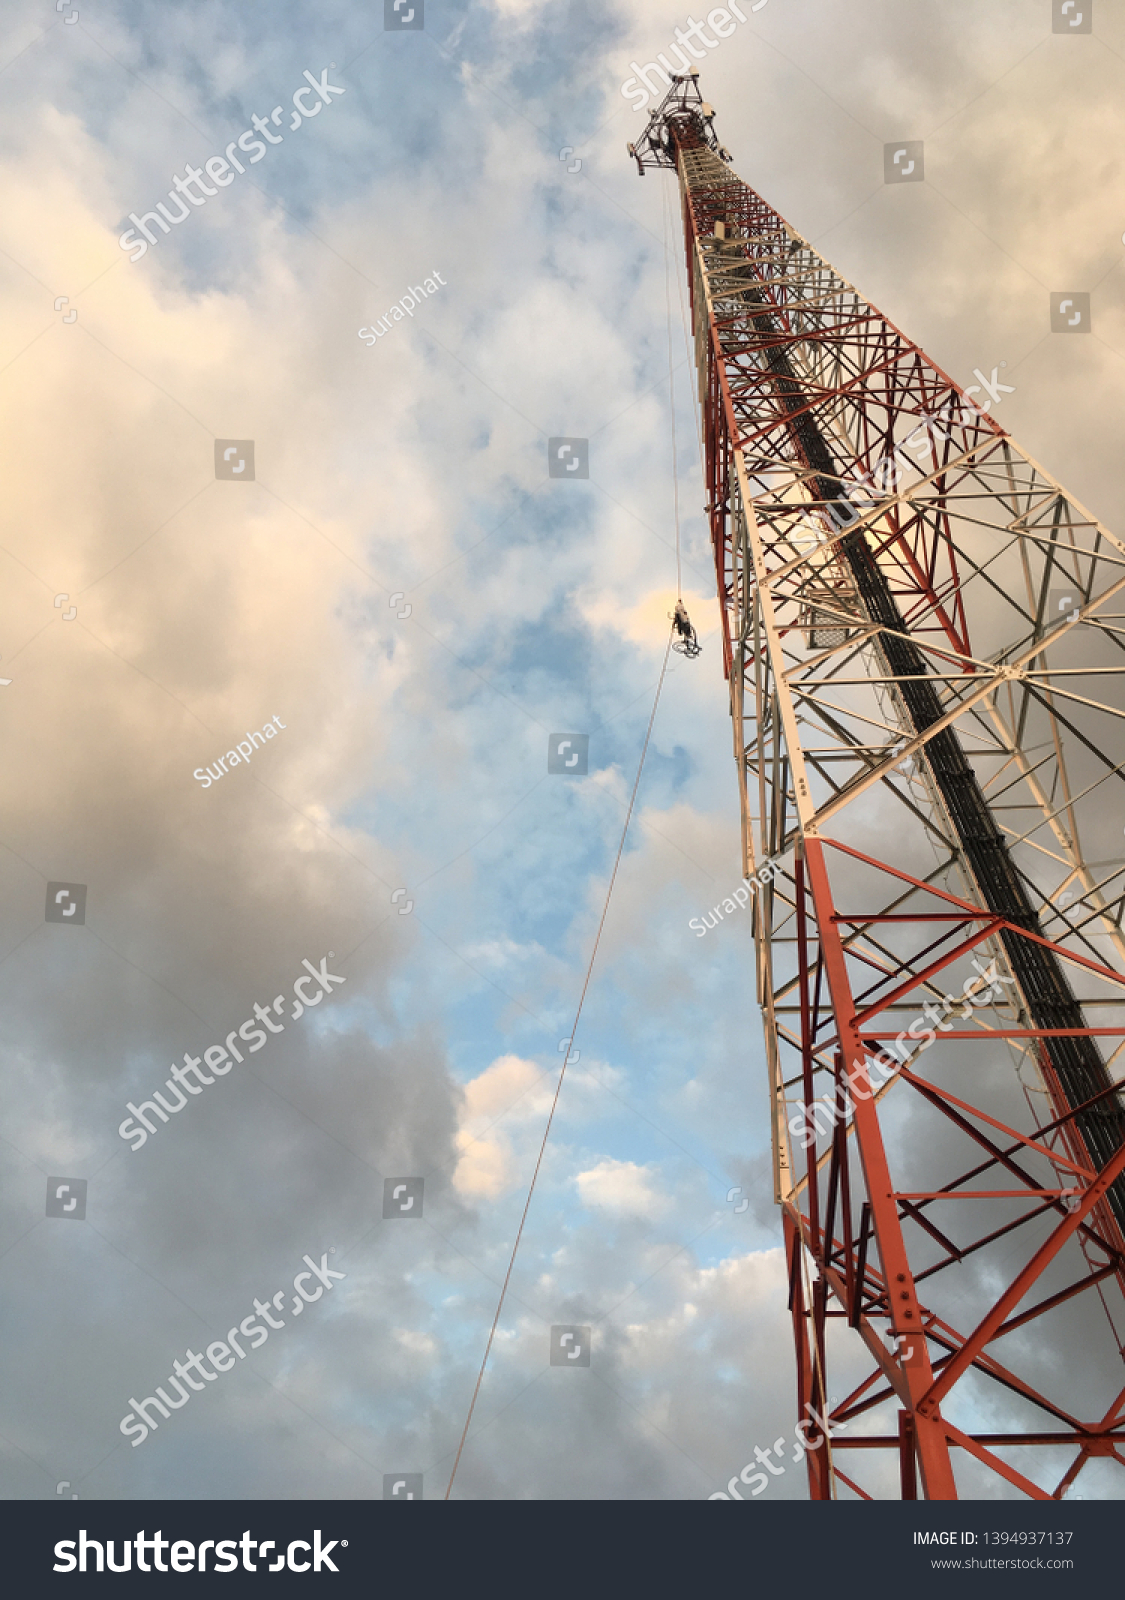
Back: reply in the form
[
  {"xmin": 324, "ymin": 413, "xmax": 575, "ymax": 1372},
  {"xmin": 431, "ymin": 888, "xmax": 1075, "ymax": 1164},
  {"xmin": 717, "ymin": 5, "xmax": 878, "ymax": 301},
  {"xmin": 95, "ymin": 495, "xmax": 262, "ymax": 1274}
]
[{"xmin": 0, "ymin": 0, "xmax": 1124, "ymax": 1500}]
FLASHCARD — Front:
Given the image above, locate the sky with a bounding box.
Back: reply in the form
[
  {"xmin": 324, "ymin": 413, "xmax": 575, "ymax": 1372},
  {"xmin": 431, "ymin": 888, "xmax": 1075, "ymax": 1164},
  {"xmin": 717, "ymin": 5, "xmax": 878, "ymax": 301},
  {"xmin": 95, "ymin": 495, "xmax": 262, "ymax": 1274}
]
[{"xmin": 1, "ymin": 0, "xmax": 1124, "ymax": 1501}]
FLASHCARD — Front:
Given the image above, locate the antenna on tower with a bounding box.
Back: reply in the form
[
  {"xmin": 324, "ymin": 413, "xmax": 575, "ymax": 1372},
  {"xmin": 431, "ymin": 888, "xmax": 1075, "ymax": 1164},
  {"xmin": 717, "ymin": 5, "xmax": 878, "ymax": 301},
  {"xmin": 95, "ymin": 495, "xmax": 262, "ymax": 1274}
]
[{"xmin": 635, "ymin": 81, "xmax": 1125, "ymax": 1503}]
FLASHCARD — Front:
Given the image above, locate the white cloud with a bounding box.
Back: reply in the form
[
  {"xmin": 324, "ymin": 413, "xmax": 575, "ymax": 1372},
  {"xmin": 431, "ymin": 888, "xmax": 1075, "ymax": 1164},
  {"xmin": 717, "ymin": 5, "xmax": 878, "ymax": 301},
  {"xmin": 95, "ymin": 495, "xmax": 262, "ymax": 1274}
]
[
  {"xmin": 452, "ymin": 1053, "xmax": 554, "ymax": 1198},
  {"xmin": 574, "ymin": 1156, "xmax": 669, "ymax": 1218}
]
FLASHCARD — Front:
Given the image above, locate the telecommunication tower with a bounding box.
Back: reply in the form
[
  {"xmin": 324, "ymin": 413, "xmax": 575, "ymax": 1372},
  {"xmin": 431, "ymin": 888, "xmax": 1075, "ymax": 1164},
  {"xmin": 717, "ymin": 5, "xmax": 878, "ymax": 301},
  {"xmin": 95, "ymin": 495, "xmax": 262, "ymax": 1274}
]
[{"xmin": 631, "ymin": 76, "xmax": 1125, "ymax": 1499}]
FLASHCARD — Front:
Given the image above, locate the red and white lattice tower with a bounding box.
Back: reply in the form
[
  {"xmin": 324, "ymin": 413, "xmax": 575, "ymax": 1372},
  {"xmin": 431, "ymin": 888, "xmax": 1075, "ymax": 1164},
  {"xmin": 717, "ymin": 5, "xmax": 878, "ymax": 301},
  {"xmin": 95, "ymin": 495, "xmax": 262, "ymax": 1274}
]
[{"xmin": 631, "ymin": 76, "xmax": 1125, "ymax": 1500}]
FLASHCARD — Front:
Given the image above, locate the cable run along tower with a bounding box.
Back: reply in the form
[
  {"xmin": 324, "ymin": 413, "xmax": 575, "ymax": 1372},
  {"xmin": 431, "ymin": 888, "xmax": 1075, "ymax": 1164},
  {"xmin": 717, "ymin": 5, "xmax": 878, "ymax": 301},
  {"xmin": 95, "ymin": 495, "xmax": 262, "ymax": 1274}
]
[{"xmin": 631, "ymin": 76, "xmax": 1125, "ymax": 1500}]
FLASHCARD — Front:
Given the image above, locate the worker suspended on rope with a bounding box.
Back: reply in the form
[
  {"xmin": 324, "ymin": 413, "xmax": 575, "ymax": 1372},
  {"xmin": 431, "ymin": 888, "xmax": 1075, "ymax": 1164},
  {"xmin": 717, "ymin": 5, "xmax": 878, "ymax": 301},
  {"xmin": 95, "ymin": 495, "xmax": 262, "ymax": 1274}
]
[{"xmin": 671, "ymin": 598, "xmax": 702, "ymax": 658}]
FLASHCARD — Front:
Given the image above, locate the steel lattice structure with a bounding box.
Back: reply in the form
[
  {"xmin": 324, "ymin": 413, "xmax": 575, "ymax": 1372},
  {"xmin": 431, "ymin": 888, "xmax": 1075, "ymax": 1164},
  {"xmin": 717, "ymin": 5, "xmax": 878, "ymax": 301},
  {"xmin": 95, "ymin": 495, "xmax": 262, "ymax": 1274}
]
[{"xmin": 631, "ymin": 76, "xmax": 1125, "ymax": 1500}]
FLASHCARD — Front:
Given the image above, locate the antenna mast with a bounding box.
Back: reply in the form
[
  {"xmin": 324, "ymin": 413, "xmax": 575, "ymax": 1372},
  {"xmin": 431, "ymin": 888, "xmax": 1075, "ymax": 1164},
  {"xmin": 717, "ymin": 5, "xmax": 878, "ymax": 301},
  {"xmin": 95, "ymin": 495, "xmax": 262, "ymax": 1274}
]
[{"xmin": 634, "ymin": 74, "xmax": 1125, "ymax": 1499}]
